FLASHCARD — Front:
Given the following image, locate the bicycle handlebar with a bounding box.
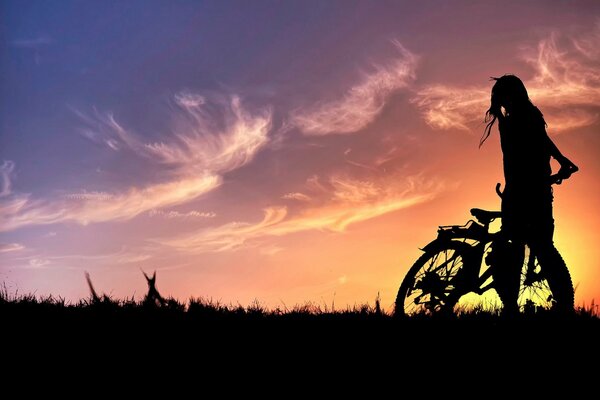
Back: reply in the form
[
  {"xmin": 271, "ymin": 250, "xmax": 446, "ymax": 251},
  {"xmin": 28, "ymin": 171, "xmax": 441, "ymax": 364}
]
[{"xmin": 495, "ymin": 164, "xmax": 578, "ymax": 198}]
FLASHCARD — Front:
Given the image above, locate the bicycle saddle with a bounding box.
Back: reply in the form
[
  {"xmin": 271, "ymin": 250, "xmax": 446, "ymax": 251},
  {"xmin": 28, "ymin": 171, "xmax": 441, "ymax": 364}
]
[{"xmin": 470, "ymin": 208, "xmax": 502, "ymax": 224}]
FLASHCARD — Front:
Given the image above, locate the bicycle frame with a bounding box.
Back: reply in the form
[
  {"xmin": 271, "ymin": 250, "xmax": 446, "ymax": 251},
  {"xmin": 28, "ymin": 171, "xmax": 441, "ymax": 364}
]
[
  {"xmin": 398, "ymin": 173, "xmax": 577, "ymax": 314},
  {"xmin": 421, "ymin": 218, "xmax": 499, "ymax": 297}
]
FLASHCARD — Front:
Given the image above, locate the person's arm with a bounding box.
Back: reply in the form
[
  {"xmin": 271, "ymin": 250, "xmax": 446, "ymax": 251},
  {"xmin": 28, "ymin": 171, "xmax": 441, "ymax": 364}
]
[{"xmin": 545, "ymin": 134, "xmax": 579, "ymax": 179}]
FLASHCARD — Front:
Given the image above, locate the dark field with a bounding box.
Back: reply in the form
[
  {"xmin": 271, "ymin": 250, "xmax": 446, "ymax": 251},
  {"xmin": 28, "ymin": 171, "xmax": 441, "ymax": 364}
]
[
  {"xmin": 4, "ymin": 289, "xmax": 598, "ymax": 337},
  {"xmin": 4, "ymin": 289, "xmax": 599, "ymax": 386}
]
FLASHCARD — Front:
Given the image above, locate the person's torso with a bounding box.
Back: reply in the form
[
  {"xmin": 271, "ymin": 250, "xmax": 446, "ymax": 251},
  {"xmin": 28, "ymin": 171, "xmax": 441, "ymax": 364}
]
[{"xmin": 499, "ymin": 108, "xmax": 551, "ymax": 193}]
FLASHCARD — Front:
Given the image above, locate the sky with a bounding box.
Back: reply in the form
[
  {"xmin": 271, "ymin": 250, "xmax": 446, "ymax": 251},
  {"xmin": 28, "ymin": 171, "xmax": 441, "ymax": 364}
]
[{"xmin": 1, "ymin": 0, "xmax": 599, "ymax": 309}]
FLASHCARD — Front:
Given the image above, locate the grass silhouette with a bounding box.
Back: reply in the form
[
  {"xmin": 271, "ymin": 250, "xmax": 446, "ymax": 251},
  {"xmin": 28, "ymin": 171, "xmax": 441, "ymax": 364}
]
[
  {"xmin": 4, "ymin": 280, "xmax": 600, "ymax": 373},
  {"xmin": 2, "ymin": 282, "xmax": 598, "ymax": 323},
  {"xmin": 3, "ymin": 271, "xmax": 599, "ymax": 367}
]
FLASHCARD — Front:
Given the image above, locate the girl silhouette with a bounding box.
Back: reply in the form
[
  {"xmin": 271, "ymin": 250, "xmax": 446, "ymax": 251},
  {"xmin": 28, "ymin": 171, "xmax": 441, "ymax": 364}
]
[{"xmin": 482, "ymin": 74, "xmax": 578, "ymax": 314}]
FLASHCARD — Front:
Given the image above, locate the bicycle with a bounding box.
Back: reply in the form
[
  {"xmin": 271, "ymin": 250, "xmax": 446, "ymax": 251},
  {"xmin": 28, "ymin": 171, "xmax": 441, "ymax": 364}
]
[{"xmin": 395, "ymin": 168, "xmax": 578, "ymax": 317}]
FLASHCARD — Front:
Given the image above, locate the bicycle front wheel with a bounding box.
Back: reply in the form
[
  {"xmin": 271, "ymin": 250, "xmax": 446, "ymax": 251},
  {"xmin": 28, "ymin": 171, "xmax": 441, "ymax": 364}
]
[{"xmin": 395, "ymin": 241, "xmax": 473, "ymax": 317}]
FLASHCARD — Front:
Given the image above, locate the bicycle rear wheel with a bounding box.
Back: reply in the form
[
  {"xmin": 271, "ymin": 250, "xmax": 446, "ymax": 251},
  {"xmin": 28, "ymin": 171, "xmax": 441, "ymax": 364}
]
[{"xmin": 395, "ymin": 241, "xmax": 473, "ymax": 317}]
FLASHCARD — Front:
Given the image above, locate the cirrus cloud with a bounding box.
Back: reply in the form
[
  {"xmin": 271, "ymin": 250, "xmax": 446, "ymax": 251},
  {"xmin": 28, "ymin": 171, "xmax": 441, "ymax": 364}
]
[
  {"xmin": 412, "ymin": 24, "xmax": 600, "ymax": 134},
  {"xmin": 148, "ymin": 209, "xmax": 217, "ymax": 219},
  {"xmin": 145, "ymin": 95, "xmax": 272, "ymax": 173},
  {"xmin": 281, "ymin": 192, "xmax": 312, "ymax": 202},
  {"xmin": 0, "ymin": 242, "xmax": 25, "ymax": 253},
  {"xmin": 0, "ymin": 174, "xmax": 220, "ymax": 231},
  {"xmin": 155, "ymin": 175, "xmax": 444, "ymax": 253},
  {"xmin": 0, "ymin": 161, "xmax": 15, "ymax": 197},
  {"xmin": 292, "ymin": 40, "xmax": 418, "ymax": 135},
  {"xmin": 0, "ymin": 94, "xmax": 272, "ymax": 232}
]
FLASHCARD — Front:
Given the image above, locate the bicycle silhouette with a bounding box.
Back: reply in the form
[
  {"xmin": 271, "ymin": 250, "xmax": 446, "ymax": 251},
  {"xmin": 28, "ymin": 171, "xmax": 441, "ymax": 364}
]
[{"xmin": 395, "ymin": 170, "xmax": 577, "ymax": 317}]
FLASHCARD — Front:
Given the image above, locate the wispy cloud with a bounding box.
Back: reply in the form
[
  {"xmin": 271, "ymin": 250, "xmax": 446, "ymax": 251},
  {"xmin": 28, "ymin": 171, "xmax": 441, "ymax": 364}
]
[
  {"xmin": 75, "ymin": 94, "xmax": 272, "ymax": 174},
  {"xmin": 10, "ymin": 36, "xmax": 53, "ymax": 48},
  {"xmin": 292, "ymin": 40, "xmax": 417, "ymax": 135},
  {"xmin": 260, "ymin": 245, "xmax": 284, "ymax": 256},
  {"xmin": 148, "ymin": 209, "xmax": 216, "ymax": 219},
  {"xmin": 156, "ymin": 175, "xmax": 443, "ymax": 253},
  {"xmin": 1, "ymin": 175, "xmax": 220, "ymax": 231},
  {"xmin": 28, "ymin": 258, "xmax": 51, "ymax": 268},
  {"xmin": 411, "ymin": 85, "xmax": 488, "ymax": 131},
  {"xmin": 523, "ymin": 30, "xmax": 600, "ymax": 131},
  {"xmin": 145, "ymin": 95, "xmax": 272, "ymax": 173},
  {"xmin": 1, "ymin": 94, "xmax": 272, "ymax": 232},
  {"xmin": 0, "ymin": 243, "xmax": 25, "ymax": 253},
  {"xmin": 0, "ymin": 161, "xmax": 15, "ymax": 197},
  {"xmin": 330, "ymin": 177, "xmax": 381, "ymax": 203},
  {"xmin": 73, "ymin": 108, "xmax": 145, "ymax": 153},
  {"xmin": 412, "ymin": 24, "xmax": 600, "ymax": 133},
  {"xmin": 10, "ymin": 36, "xmax": 54, "ymax": 65},
  {"xmin": 4, "ymin": 246, "xmax": 155, "ymax": 272},
  {"xmin": 281, "ymin": 192, "xmax": 311, "ymax": 202},
  {"xmin": 64, "ymin": 191, "xmax": 114, "ymax": 201}
]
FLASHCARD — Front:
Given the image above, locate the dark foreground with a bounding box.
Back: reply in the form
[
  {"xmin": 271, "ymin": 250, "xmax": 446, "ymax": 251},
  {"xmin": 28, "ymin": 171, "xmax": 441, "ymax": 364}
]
[
  {"xmin": 3, "ymin": 293, "xmax": 600, "ymax": 389},
  {"xmin": 4, "ymin": 293, "xmax": 599, "ymax": 340}
]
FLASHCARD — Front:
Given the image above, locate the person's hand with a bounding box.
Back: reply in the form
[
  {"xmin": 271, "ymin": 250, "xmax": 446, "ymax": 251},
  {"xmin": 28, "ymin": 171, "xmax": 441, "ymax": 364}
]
[
  {"xmin": 552, "ymin": 156, "xmax": 579, "ymax": 184},
  {"xmin": 558, "ymin": 156, "xmax": 578, "ymax": 177},
  {"xmin": 557, "ymin": 163, "xmax": 578, "ymax": 180}
]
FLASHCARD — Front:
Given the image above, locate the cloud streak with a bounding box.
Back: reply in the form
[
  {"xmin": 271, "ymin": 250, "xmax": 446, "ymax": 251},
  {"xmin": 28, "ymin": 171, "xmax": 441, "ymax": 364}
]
[
  {"xmin": 292, "ymin": 40, "xmax": 417, "ymax": 135},
  {"xmin": 0, "ymin": 243, "xmax": 25, "ymax": 253},
  {"xmin": 1, "ymin": 94, "xmax": 272, "ymax": 232},
  {"xmin": 0, "ymin": 161, "xmax": 15, "ymax": 197},
  {"xmin": 411, "ymin": 85, "xmax": 488, "ymax": 131},
  {"xmin": 412, "ymin": 24, "xmax": 600, "ymax": 133},
  {"xmin": 156, "ymin": 175, "xmax": 443, "ymax": 253},
  {"xmin": 64, "ymin": 191, "xmax": 114, "ymax": 201},
  {"xmin": 281, "ymin": 192, "xmax": 311, "ymax": 202},
  {"xmin": 145, "ymin": 95, "xmax": 271, "ymax": 173},
  {"xmin": 148, "ymin": 209, "xmax": 216, "ymax": 219},
  {"xmin": 0, "ymin": 175, "xmax": 220, "ymax": 231},
  {"xmin": 524, "ymin": 30, "xmax": 600, "ymax": 131},
  {"xmin": 2, "ymin": 246, "xmax": 157, "ymax": 273},
  {"xmin": 10, "ymin": 36, "xmax": 53, "ymax": 48},
  {"xmin": 76, "ymin": 95, "xmax": 272, "ymax": 174}
]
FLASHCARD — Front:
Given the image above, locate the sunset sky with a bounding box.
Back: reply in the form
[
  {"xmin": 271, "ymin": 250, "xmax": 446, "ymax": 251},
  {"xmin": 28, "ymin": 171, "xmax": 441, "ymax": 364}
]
[{"xmin": 1, "ymin": 1, "xmax": 599, "ymax": 309}]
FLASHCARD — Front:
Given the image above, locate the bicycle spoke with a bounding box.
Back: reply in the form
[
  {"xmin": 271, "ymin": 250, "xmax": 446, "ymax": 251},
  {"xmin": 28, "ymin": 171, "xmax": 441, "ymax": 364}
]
[
  {"xmin": 414, "ymin": 253, "xmax": 440, "ymax": 280},
  {"xmin": 398, "ymin": 243, "xmax": 469, "ymax": 316},
  {"xmin": 517, "ymin": 254, "xmax": 554, "ymax": 310},
  {"xmin": 431, "ymin": 252, "xmax": 460, "ymax": 275},
  {"xmin": 398, "ymin": 217, "xmax": 571, "ymax": 316}
]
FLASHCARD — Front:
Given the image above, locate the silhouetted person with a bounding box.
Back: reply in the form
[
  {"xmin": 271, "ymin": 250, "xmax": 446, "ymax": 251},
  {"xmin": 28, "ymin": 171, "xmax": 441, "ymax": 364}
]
[
  {"xmin": 142, "ymin": 270, "xmax": 166, "ymax": 307},
  {"xmin": 482, "ymin": 74, "xmax": 578, "ymax": 315}
]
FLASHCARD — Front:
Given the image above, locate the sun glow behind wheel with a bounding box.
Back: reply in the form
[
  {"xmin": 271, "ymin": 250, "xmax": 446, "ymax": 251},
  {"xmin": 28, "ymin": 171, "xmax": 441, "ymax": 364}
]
[
  {"xmin": 455, "ymin": 245, "xmax": 554, "ymax": 312},
  {"xmin": 399, "ymin": 242, "xmax": 469, "ymax": 316},
  {"xmin": 399, "ymin": 241, "xmax": 559, "ymax": 316}
]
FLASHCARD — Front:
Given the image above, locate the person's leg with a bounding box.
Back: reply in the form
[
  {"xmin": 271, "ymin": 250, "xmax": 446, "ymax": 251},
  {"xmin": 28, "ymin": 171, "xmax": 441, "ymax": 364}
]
[
  {"xmin": 496, "ymin": 195, "xmax": 525, "ymax": 315},
  {"xmin": 528, "ymin": 194, "xmax": 574, "ymax": 313},
  {"xmin": 529, "ymin": 235, "xmax": 574, "ymax": 313},
  {"xmin": 491, "ymin": 238, "xmax": 524, "ymax": 315}
]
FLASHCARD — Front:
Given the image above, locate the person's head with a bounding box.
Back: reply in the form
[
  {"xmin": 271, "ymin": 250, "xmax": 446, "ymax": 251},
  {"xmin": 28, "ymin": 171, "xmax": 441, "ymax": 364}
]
[
  {"xmin": 489, "ymin": 74, "xmax": 530, "ymax": 114},
  {"xmin": 480, "ymin": 74, "xmax": 537, "ymax": 147}
]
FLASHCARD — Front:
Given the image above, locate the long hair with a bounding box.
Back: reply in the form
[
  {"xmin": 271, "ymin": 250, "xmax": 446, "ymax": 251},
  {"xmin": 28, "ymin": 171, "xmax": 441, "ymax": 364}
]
[{"xmin": 480, "ymin": 74, "xmax": 542, "ymax": 147}]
